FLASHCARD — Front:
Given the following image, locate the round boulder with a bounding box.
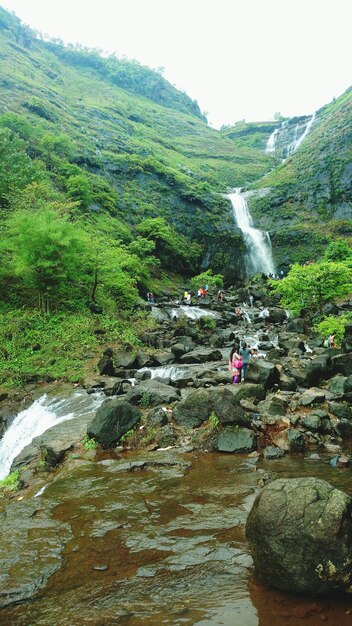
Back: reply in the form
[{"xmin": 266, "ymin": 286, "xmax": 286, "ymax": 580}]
[{"xmin": 246, "ymin": 477, "xmax": 352, "ymax": 594}]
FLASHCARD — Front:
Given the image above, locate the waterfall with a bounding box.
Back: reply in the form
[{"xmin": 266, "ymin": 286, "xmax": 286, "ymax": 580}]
[
  {"xmin": 265, "ymin": 113, "xmax": 316, "ymax": 158},
  {"xmin": 228, "ymin": 189, "xmax": 275, "ymax": 277},
  {"xmin": 265, "ymin": 127, "xmax": 279, "ymax": 154},
  {"xmin": 0, "ymin": 390, "xmax": 103, "ymax": 480}
]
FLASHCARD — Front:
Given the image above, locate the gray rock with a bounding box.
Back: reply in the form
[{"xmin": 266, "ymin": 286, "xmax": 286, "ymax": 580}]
[
  {"xmin": 301, "ymin": 415, "xmax": 322, "ymax": 432},
  {"xmin": 178, "ymin": 348, "xmax": 223, "ymax": 364},
  {"xmin": 287, "ymin": 429, "xmax": 305, "ymax": 451},
  {"xmin": 245, "ymin": 360, "xmax": 280, "ymax": 389},
  {"xmin": 125, "ymin": 380, "xmax": 180, "ymax": 407},
  {"xmin": 263, "ymin": 445, "xmax": 285, "ymax": 459},
  {"xmin": 246, "ymin": 477, "xmax": 352, "ymax": 594},
  {"xmin": 328, "ymin": 401, "xmax": 352, "ymax": 420},
  {"xmin": 87, "ymin": 400, "xmax": 142, "ymax": 447},
  {"xmin": 300, "ymin": 387, "xmax": 326, "ymax": 406},
  {"xmin": 172, "ymin": 387, "xmax": 249, "ymax": 429},
  {"xmin": 215, "ymin": 427, "xmax": 256, "ymax": 453}
]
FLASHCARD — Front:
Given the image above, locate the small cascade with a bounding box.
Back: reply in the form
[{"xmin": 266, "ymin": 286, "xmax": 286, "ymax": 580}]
[
  {"xmin": 169, "ymin": 306, "xmax": 219, "ymax": 320},
  {"xmin": 228, "ymin": 189, "xmax": 276, "ymax": 277},
  {"xmin": 265, "ymin": 113, "xmax": 316, "ymax": 158},
  {"xmin": 0, "ymin": 390, "xmax": 103, "ymax": 480},
  {"xmin": 139, "ymin": 365, "xmax": 188, "ymax": 380}
]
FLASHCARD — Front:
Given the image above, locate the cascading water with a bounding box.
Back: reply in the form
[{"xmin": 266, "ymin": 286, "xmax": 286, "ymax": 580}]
[
  {"xmin": 265, "ymin": 113, "xmax": 316, "ymax": 158},
  {"xmin": 228, "ymin": 189, "xmax": 275, "ymax": 277},
  {"xmin": 0, "ymin": 390, "xmax": 103, "ymax": 480}
]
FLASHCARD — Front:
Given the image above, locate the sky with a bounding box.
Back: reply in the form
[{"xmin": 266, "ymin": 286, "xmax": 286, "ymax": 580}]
[{"xmin": 1, "ymin": 0, "xmax": 351, "ymax": 128}]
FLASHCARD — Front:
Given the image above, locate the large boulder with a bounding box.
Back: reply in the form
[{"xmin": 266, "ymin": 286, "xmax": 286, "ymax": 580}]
[
  {"xmin": 245, "ymin": 360, "xmax": 280, "ymax": 389},
  {"xmin": 214, "ymin": 426, "xmax": 256, "ymax": 453},
  {"xmin": 178, "ymin": 348, "xmax": 223, "ymax": 364},
  {"xmin": 87, "ymin": 400, "xmax": 142, "ymax": 447},
  {"xmin": 172, "ymin": 387, "xmax": 249, "ymax": 429},
  {"xmin": 124, "ymin": 380, "xmax": 180, "ymax": 407},
  {"xmin": 246, "ymin": 477, "xmax": 352, "ymax": 594}
]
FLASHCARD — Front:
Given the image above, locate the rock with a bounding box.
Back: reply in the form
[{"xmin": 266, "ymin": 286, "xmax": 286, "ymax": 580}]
[
  {"xmin": 178, "ymin": 348, "xmax": 223, "ymax": 364},
  {"xmin": 263, "ymin": 445, "xmax": 285, "ymax": 459},
  {"xmin": 300, "ymin": 415, "xmax": 322, "ymax": 432},
  {"xmin": 327, "ymin": 374, "xmax": 352, "ymax": 397},
  {"xmin": 246, "ymin": 477, "xmax": 352, "ymax": 594},
  {"xmin": 287, "ymin": 429, "xmax": 305, "ymax": 451},
  {"xmin": 152, "ymin": 351, "xmax": 175, "ymax": 366},
  {"xmin": 332, "ymin": 353, "xmax": 352, "ymax": 376},
  {"xmin": 328, "ymin": 401, "xmax": 352, "ymax": 420},
  {"xmin": 124, "ymin": 380, "xmax": 180, "ymax": 407},
  {"xmin": 97, "ymin": 352, "xmax": 116, "ymax": 376},
  {"xmin": 172, "ymin": 387, "xmax": 249, "ymax": 429},
  {"xmin": 300, "ymin": 387, "xmax": 326, "ymax": 406},
  {"xmin": 214, "ymin": 427, "xmax": 256, "ymax": 453},
  {"xmin": 87, "ymin": 400, "xmax": 142, "ymax": 447},
  {"xmin": 146, "ymin": 406, "xmax": 170, "ymax": 427},
  {"xmin": 341, "ymin": 322, "xmax": 352, "ymax": 353},
  {"xmin": 305, "ymin": 355, "xmax": 333, "ymax": 386},
  {"xmin": 245, "ymin": 360, "xmax": 280, "ymax": 389}
]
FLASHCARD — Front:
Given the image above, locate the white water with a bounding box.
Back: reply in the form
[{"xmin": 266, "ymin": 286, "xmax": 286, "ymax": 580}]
[
  {"xmin": 170, "ymin": 306, "xmax": 219, "ymax": 320},
  {"xmin": 228, "ymin": 189, "xmax": 275, "ymax": 277},
  {"xmin": 0, "ymin": 390, "xmax": 103, "ymax": 480},
  {"xmin": 265, "ymin": 114, "xmax": 316, "ymax": 157},
  {"xmin": 139, "ymin": 365, "xmax": 188, "ymax": 380}
]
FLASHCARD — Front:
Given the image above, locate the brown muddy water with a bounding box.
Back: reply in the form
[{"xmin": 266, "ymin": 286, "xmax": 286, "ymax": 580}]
[{"xmin": 1, "ymin": 449, "xmax": 352, "ymax": 626}]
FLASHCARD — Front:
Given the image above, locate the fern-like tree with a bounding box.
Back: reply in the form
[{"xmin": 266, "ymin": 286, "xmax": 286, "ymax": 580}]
[{"xmin": 4, "ymin": 209, "xmax": 88, "ymax": 312}]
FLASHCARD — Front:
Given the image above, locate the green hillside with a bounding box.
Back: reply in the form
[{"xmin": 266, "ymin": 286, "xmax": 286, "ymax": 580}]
[{"xmin": 246, "ymin": 88, "xmax": 352, "ymax": 266}]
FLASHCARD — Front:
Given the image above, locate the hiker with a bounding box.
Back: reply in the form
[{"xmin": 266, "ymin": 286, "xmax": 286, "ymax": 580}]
[
  {"xmin": 228, "ymin": 344, "xmax": 242, "ymax": 384},
  {"xmin": 248, "ymin": 291, "xmax": 254, "ymax": 307},
  {"xmin": 195, "ymin": 288, "xmax": 202, "ymax": 303},
  {"xmin": 250, "ymin": 347, "xmax": 258, "ymax": 358},
  {"xmin": 146, "ymin": 292, "xmax": 154, "ymax": 304},
  {"xmin": 185, "ymin": 292, "xmax": 192, "ymax": 305},
  {"xmin": 328, "ymin": 333, "xmax": 337, "ymax": 348},
  {"xmin": 239, "ymin": 341, "xmax": 251, "ymax": 382},
  {"xmin": 217, "ymin": 289, "xmax": 225, "ymax": 302}
]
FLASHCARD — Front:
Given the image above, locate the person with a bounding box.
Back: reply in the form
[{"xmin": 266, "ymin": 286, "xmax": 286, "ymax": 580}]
[
  {"xmin": 239, "ymin": 341, "xmax": 251, "ymax": 382},
  {"xmin": 195, "ymin": 288, "xmax": 202, "ymax": 303},
  {"xmin": 250, "ymin": 347, "xmax": 258, "ymax": 358},
  {"xmin": 248, "ymin": 291, "xmax": 254, "ymax": 307},
  {"xmin": 328, "ymin": 333, "xmax": 337, "ymax": 348},
  {"xmin": 185, "ymin": 292, "xmax": 192, "ymax": 305},
  {"xmin": 217, "ymin": 289, "xmax": 225, "ymax": 302},
  {"xmin": 146, "ymin": 292, "xmax": 154, "ymax": 304},
  {"xmin": 183, "ymin": 290, "xmax": 188, "ymax": 303},
  {"xmin": 228, "ymin": 344, "xmax": 242, "ymax": 384}
]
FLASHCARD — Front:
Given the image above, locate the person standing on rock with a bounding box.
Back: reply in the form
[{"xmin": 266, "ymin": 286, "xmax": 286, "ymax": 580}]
[
  {"xmin": 239, "ymin": 341, "xmax": 251, "ymax": 382},
  {"xmin": 228, "ymin": 345, "xmax": 242, "ymax": 384}
]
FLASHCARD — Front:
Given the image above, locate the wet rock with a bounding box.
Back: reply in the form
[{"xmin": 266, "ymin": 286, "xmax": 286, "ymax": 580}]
[
  {"xmin": 87, "ymin": 400, "xmax": 142, "ymax": 447},
  {"xmin": 245, "ymin": 360, "xmax": 280, "ymax": 390},
  {"xmin": 125, "ymin": 380, "xmax": 180, "ymax": 407},
  {"xmin": 327, "ymin": 374, "xmax": 352, "ymax": 397},
  {"xmin": 0, "ymin": 500, "xmax": 72, "ymax": 608},
  {"xmin": 152, "ymin": 351, "xmax": 175, "ymax": 366},
  {"xmin": 332, "ymin": 353, "xmax": 352, "ymax": 376},
  {"xmin": 305, "ymin": 355, "xmax": 333, "ymax": 386},
  {"xmin": 172, "ymin": 387, "xmax": 249, "ymax": 429},
  {"xmin": 300, "ymin": 387, "xmax": 326, "ymax": 406},
  {"xmin": 328, "ymin": 401, "xmax": 352, "ymax": 420},
  {"xmin": 287, "ymin": 429, "xmax": 305, "ymax": 451},
  {"xmin": 215, "ymin": 427, "xmax": 256, "ymax": 453},
  {"xmin": 300, "ymin": 415, "xmax": 322, "ymax": 432},
  {"xmin": 263, "ymin": 445, "xmax": 285, "ymax": 459},
  {"xmin": 178, "ymin": 348, "xmax": 223, "ymax": 364},
  {"xmin": 246, "ymin": 477, "xmax": 352, "ymax": 594}
]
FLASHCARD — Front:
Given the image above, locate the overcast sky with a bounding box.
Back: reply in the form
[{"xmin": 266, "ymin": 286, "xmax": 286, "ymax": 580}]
[{"xmin": 1, "ymin": 0, "xmax": 351, "ymax": 128}]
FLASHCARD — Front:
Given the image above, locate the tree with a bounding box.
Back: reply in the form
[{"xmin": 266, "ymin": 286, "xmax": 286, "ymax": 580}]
[
  {"xmin": 0, "ymin": 128, "xmax": 40, "ymax": 209},
  {"xmin": 324, "ymin": 239, "xmax": 352, "ymax": 262},
  {"xmin": 189, "ymin": 269, "xmax": 224, "ymax": 291},
  {"xmin": 4, "ymin": 209, "xmax": 88, "ymax": 312},
  {"xmin": 270, "ymin": 261, "xmax": 352, "ymax": 315}
]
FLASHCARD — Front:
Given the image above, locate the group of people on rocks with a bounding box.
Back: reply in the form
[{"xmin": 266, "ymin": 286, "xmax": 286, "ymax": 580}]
[{"xmin": 228, "ymin": 341, "xmax": 258, "ymax": 384}]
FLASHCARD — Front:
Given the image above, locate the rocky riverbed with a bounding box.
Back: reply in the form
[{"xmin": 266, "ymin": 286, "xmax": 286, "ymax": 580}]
[{"xmin": 1, "ymin": 282, "xmax": 352, "ymax": 622}]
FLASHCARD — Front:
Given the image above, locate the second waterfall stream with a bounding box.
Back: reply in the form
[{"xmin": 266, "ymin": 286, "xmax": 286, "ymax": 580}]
[{"xmin": 228, "ymin": 188, "xmax": 275, "ymax": 277}]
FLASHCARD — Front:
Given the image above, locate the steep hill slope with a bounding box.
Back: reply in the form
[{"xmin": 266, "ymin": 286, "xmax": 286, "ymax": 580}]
[{"xmin": 0, "ymin": 7, "xmax": 273, "ymax": 278}]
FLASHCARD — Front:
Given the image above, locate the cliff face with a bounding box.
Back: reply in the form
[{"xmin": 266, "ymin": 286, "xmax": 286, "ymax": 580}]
[{"xmin": 245, "ymin": 89, "xmax": 352, "ymax": 267}]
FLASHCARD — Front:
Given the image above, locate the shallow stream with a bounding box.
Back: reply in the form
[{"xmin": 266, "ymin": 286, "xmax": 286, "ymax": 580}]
[{"xmin": 1, "ymin": 448, "xmax": 352, "ymax": 625}]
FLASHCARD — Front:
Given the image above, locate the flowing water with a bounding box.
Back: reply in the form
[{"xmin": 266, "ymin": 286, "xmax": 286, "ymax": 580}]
[
  {"xmin": 265, "ymin": 114, "xmax": 316, "ymax": 158},
  {"xmin": 0, "ymin": 390, "xmax": 103, "ymax": 480},
  {"xmin": 1, "ymin": 450, "xmax": 352, "ymax": 625},
  {"xmin": 228, "ymin": 190, "xmax": 275, "ymax": 277}
]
